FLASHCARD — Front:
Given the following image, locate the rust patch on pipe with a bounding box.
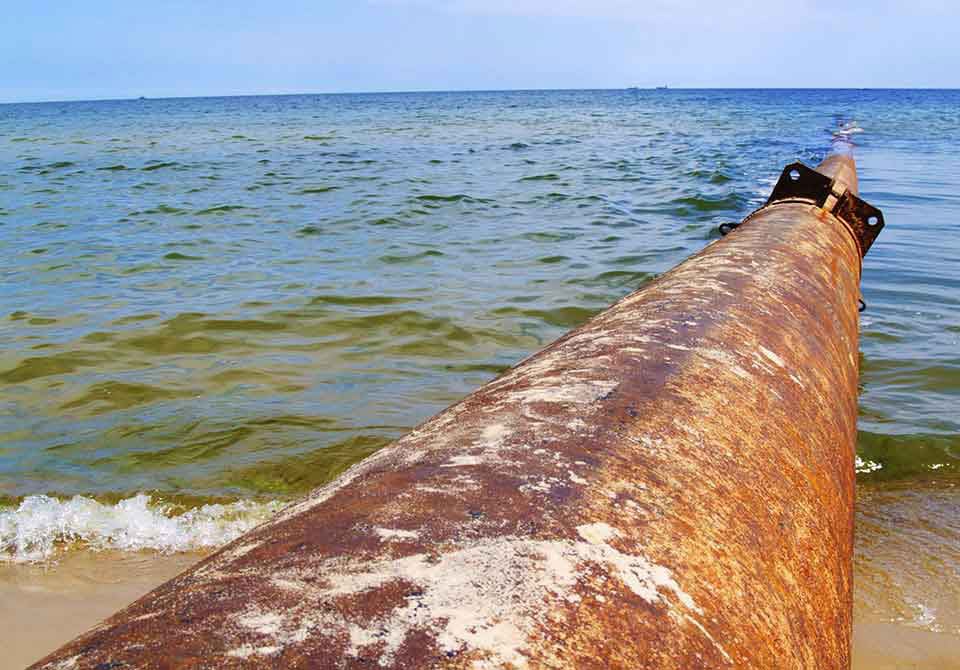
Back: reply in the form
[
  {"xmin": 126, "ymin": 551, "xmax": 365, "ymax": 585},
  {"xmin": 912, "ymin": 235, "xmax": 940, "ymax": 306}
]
[{"xmin": 33, "ymin": 157, "xmax": 868, "ymax": 669}]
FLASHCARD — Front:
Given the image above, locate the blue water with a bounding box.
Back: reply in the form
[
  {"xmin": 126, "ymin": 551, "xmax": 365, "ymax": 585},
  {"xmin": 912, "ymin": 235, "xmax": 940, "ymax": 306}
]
[{"xmin": 0, "ymin": 89, "xmax": 957, "ymax": 511}]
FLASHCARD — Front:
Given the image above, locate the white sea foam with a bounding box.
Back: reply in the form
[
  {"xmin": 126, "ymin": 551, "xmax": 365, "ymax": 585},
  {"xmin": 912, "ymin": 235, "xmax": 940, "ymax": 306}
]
[
  {"xmin": 831, "ymin": 120, "xmax": 864, "ymax": 155},
  {"xmin": 834, "ymin": 121, "xmax": 865, "ymax": 137},
  {"xmin": 855, "ymin": 455, "xmax": 883, "ymax": 474},
  {"xmin": 0, "ymin": 494, "xmax": 281, "ymax": 564}
]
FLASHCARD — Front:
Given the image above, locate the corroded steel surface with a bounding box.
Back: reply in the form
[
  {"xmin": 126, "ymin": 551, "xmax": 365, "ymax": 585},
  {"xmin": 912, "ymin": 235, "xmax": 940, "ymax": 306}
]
[
  {"xmin": 819, "ymin": 153, "xmax": 859, "ymax": 194},
  {"xmin": 34, "ymin": 157, "xmax": 866, "ymax": 669}
]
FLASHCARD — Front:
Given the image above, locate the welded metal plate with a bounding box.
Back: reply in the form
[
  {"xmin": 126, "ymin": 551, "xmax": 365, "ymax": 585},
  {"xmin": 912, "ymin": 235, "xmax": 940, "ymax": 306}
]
[
  {"xmin": 833, "ymin": 190, "xmax": 886, "ymax": 256},
  {"xmin": 766, "ymin": 162, "xmax": 834, "ymax": 208},
  {"xmin": 763, "ymin": 160, "xmax": 885, "ymax": 258}
]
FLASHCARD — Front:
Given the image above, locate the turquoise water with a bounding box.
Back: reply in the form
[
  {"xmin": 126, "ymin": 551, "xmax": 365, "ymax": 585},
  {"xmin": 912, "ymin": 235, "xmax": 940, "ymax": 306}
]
[{"xmin": 0, "ymin": 90, "xmax": 958, "ymax": 556}]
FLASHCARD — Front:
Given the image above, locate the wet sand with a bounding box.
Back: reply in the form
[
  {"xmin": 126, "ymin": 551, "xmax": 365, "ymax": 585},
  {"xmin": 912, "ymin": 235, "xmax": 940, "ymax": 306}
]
[
  {"xmin": 3, "ymin": 551, "xmax": 205, "ymax": 670},
  {"xmin": 852, "ymin": 479, "xmax": 960, "ymax": 669},
  {"xmin": 5, "ymin": 480, "xmax": 959, "ymax": 669}
]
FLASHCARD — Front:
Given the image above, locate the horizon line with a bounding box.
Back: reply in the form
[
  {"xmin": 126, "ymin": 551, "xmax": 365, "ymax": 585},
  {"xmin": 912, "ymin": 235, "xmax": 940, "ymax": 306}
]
[{"xmin": 2, "ymin": 86, "xmax": 959, "ymax": 106}]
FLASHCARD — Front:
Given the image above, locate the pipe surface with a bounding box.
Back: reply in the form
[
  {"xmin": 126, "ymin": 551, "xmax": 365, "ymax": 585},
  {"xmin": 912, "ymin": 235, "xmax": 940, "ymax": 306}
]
[{"xmin": 34, "ymin": 156, "xmax": 867, "ymax": 670}]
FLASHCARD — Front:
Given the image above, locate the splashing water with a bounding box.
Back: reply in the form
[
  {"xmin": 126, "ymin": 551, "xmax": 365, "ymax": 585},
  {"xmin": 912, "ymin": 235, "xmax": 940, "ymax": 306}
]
[
  {"xmin": 0, "ymin": 494, "xmax": 281, "ymax": 563},
  {"xmin": 831, "ymin": 120, "xmax": 864, "ymax": 154}
]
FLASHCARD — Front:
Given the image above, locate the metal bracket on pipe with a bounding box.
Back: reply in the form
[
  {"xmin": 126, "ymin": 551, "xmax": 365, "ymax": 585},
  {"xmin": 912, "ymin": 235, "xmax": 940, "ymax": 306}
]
[
  {"xmin": 766, "ymin": 162, "xmax": 834, "ymax": 208},
  {"xmin": 765, "ymin": 161, "xmax": 885, "ymax": 257},
  {"xmin": 831, "ymin": 189, "xmax": 885, "ymax": 258},
  {"xmin": 719, "ymin": 161, "xmax": 885, "ymax": 257}
]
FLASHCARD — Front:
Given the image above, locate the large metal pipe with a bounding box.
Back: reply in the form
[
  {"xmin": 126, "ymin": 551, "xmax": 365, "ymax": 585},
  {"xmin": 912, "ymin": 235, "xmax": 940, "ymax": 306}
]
[{"xmin": 33, "ymin": 153, "xmax": 880, "ymax": 669}]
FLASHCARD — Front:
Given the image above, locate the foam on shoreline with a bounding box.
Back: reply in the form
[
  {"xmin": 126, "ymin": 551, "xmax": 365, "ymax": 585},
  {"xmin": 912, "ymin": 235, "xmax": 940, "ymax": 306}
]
[{"xmin": 0, "ymin": 494, "xmax": 281, "ymax": 564}]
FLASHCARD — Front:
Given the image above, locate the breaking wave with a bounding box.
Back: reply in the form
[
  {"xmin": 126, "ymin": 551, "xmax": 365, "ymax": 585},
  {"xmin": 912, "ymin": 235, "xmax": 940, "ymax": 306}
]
[
  {"xmin": 0, "ymin": 494, "xmax": 281, "ymax": 564},
  {"xmin": 833, "ymin": 120, "xmax": 865, "ymax": 137}
]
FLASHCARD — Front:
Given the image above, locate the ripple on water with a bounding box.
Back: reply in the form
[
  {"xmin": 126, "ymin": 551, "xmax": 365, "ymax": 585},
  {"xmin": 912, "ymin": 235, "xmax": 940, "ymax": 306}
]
[
  {"xmin": 413, "ymin": 193, "xmax": 480, "ymax": 203},
  {"xmin": 59, "ymin": 382, "xmax": 196, "ymax": 415},
  {"xmin": 0, "ymin": 351, "xmax": 114, "ymax": 384},
  {"xmin": 221, "ymin": 434, "xmax": 393, "ymax": 495},
  {"xmin": 140, "ymin": 161, "xmax": 179, "ymax": 171},
  {"xmin": 521, "ymin": 231, "xmax": 578, "ymax": 243},
  {"xmin": 308, "ymin": 294, "xmax": 419, "ymax": 307},
  {"xmin": 537, "ymin": 255, "xmax": 570, "ymax": 264},
  {"xmin": 570, "ymin": 270, "xmax": 656, "ymax": 289},
  {"xmin": 856, "ymin": 431, "xmax": 960, "ymax": 480},
  {"xmin": 378, "ymin": 249, "xmax": 445, "ymax": 264},
  {"xmin": 666, "ymin": 192, "xmax": 746, "ymax": 214},
  {"xmin": 194, "ymin": 204, "xmax": 248, "ymax": 215},
  {"xmin": 163, "ymin": 252, "xmax": 204, "ymax": 261},
  {"xmin": 490, "ymin": 306, "xmax": 598, "ymax": 329},
  {"xmin": 296, "ymin": 186, "xmax": 338, "ymax": 194}
]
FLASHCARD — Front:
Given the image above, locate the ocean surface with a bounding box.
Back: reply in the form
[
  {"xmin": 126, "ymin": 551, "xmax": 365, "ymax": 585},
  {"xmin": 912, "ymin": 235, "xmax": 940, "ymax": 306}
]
[{"xmin": 0, "ymin": 90, "xmax": 958, "ymax": 657}]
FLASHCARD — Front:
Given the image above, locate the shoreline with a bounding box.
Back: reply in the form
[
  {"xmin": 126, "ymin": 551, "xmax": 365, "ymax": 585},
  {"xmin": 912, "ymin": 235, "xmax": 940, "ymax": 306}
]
[{"xmin": 6, "ymin": 480, "xmax": 958, "ymax": 669}]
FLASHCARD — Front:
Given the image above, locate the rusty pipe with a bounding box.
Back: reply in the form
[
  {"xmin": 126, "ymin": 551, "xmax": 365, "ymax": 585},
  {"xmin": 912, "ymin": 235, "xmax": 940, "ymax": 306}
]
[{"xmin": 34, "ymin": 153, "xmax": 879, "ymax": 669}]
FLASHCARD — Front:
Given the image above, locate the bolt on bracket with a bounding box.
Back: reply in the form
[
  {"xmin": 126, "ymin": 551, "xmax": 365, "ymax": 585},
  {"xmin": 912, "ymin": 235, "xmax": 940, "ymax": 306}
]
[
  {"xmin": 719, "ymin": 161, "xmax": 885, "ymax": 258},
  {"xmin": 766, "ymin": 161, "xmax": 885, "ymax": 257}
]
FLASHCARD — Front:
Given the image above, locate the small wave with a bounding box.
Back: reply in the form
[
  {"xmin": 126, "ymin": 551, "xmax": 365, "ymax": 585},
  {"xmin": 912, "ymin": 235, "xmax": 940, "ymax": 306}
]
[
  {"xmin": 195, "ymin": 204, "xmax": 247, "ymax": 215},
  {"xmin": 570, "ymin": 270, "xmax": 656, "ymax": 289},
  {"xmin": 143, "ymin": 204, "xmax": 187, "ymax": 215},
  {"xmin": 686, "ymin": 169, "xmax": 732, "ymax": 184},
  {"xmin": 141, "ymin": 161, "xmax": 179, "ymax": 172},
  {"xmin": 668, "ymin": 193, "xmax": 745, "ymax": 213},
  {"xmin": 379, "ymin": 249, "xmax": 444, "ymax": 264},
  {"xmin": 856, "ymin": 455, "xmax": 883, "ymax": 474},
  {"xmin": 296, "ymin": 186, "xmax": 338, "ymax": 194},
  {"xmin": 308, "ymin": 294, "xmax": 417, "ymax": 307},
  {"xmin": 521, "ymin": 231, "xmax": 578, "ymax": 243},
  {"xmin": 0, "ymin": 351, "xmax": 113, "ymax": 384},
  {"xmin": 491, "ymin": 306, "xmax": 598, "ymax": 329},
  {"xmin": 831, "ymin": 120, "xmax": 864, "ymax": 153},
  {"xmin": 537, "ymin": 255, "xmax": 569, "ymax": 264},
  {"xmin": 414, "ymin": 194, "xmax": 475, "ymax": 203},
  {"xmin": 539, "ymin": 138, "xmax": 580, "ymax": 146},
  {"xmin": 855, "ymin": 430, "xmax": 959, "ymax": 479},
  {"xmin": 163, "ymin": 252, "xmax": 204, "ymax": 261},
  {"xmin": 833, "ymin": 121, "xmax": 865, "ymax": 137},
  {"xmin": 0, "ymin": 494, "xmax": 281, "ymax": 564},
  {"xmin": 519, "ymin": 173, "xmax": 560, "ymax": 182}
]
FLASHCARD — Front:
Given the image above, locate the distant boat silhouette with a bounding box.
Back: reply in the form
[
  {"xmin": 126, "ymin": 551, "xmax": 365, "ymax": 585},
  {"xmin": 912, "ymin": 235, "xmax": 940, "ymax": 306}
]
[{"xmin": 656, "ymin": 85, "xmax": 669, "ymax": 90}]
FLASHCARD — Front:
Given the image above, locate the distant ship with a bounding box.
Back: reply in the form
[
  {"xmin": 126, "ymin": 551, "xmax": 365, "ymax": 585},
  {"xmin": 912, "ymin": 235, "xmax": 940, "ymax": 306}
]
[{"xmin": 656, "ymin": 85, "xmax": 669, "ymax": 90}]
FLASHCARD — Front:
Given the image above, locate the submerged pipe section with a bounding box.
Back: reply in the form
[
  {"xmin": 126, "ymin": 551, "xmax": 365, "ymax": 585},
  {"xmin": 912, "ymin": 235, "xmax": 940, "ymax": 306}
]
[{"xmin": 35, "ymin": 153, "xmax": 881, "ymax": 669}]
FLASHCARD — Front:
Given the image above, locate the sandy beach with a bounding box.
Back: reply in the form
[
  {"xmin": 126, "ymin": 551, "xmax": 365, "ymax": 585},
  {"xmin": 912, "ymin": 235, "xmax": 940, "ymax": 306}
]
[
  {"xmin": 5, "ymin": 481, "xmax": 958, "ymax": 669},
  {"xmin": 3, "ymin": 551, "xmax": 203, "ymax": 670}
]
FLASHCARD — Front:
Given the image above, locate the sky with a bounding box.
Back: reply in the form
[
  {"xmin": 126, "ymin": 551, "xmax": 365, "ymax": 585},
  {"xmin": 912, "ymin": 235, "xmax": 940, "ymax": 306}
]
[{"xmin": 1, "ymin": 0, "xmax": 957, "ymax": 103}]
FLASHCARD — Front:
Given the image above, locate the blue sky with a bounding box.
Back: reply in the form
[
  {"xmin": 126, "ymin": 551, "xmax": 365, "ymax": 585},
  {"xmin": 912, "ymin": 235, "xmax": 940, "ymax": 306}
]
[{"xmin": 2, "ymin": 0, "xmax": 956, "ymax": 102}]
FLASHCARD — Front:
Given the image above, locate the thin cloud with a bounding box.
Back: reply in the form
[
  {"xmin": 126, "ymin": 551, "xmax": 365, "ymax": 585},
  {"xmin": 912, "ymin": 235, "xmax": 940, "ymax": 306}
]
[
  {"xmin": 370, "ymin": 0, "xmax": 949, "ymax": 26},
  {"xmin": 372, "ymin": 0, "xmax": 813, "ymax": 24}
]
